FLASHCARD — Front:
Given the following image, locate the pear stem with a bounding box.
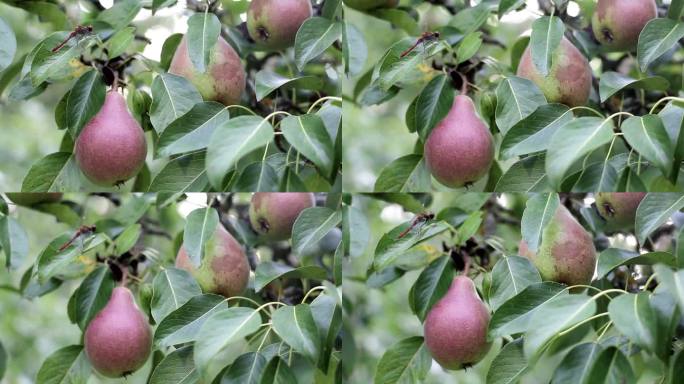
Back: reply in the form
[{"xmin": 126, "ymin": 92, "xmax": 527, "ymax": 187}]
[
  {"xmin": 462, "ymin": 252, "xmax": 471, "ymax": 276},
  {"xmin": 456, "ymin": 71, "xmax": 468, "ymax": 95},
  {"xmin": 119, "ymin": 263, "xmax": 128, "ymax": 287},
  {"xmin": 112, "ymin": 71, "xmax": 120, "ymax": 92}
]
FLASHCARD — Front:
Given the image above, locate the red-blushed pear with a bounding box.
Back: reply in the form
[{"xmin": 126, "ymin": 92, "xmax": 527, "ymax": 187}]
[
  {"xmin": 595, "ymin": 192, "xmax": 646, "ymax": 230},
  {"xmin": 592, "ymin": 0, "xmax": 657, "ymax": 51},
  {"xmin": 519, "ymin": 204, "xmax": 597, "ymax": 286},
  {"xmin": 75, "ymin": 91, "xmax": 147, "ymax": 186},
  {"xmin": 424, "ymin": 275, "xmax": 492, "ymax": 370},
  {"xmin": 249, "ymin": 192, "xmax": 316, "ymax": 241},
  {"xmin": 424, "ymin": 94, "xmax": 494, "ymax": 188},
  {"xmin": 5, "ymin": 193, "xmax": 62, "ymax": 206},
  {"xmin": 247, "ymin": 0, "xmax": 313, "ymax": 50},
  {"xmin": 517, "ymin": 37, "xmax": 592, "ymax": 107},
  {"xmin": 343, "ymin": 0, "xmax": 399, "ymax": 10},
  {"xmin": 84, "ymin": 286, "xmax": 152, "ymax": 378},
  {"xmin": 169, "ymin": 36, "xmax": 246, "ymax": 106},
  {"xmin": 176, "ymin": 225, "xmax": 250, "ymax": 297}
]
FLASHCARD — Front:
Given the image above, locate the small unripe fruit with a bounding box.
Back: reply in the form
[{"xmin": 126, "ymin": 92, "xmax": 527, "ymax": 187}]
[
  {"xmin": 424, "ymin": 276, "xmax": 491, "ymax": 370},
  {"xmin": 592, "ymin": 0, "xmax": 657, "ymax": 51},
  {"xmin": 5, "ymin": 193, "xmax": 62, "ymax": 206},
  {"xmin": 176, "ymin": 225, "xmax": 250, "ymax": 297},
  {"xmin": 75, "ymin": 91, "xmax": 147, "ymax": 186},
  {"xmin": 517, "ymin": 37, "xmax": 592, "ymax": 107},
  {"xmin": 169, "ymin": 36, "xmax": 246, "ymax": 105},
  {"xmin": 519, "ymin": 204, "xmax": 597, "ymax": 285},
  {"xmin": 84, "ymin": 286, "xmax": 152, "ymax": 377},
  {"xmin": 424, "ymin": 94, "xmax": 494, "ymax": 188},
  {"xmin": 595, "ymin": 192, "xmax": 646, "ymax": 230},
  {"xmin": 249, "ymin": 193, "xmax": 316, "ymax": 241},
  {"xmin": 247, "ymin": 0, "xmax": 313, "ymax": 50}
]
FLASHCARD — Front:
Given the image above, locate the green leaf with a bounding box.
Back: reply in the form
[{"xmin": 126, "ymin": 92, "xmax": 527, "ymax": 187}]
[
  {"xmin": 66, "ymin": 70, "xmax": 106, "ymax": 138},
  {"xmin": 599, "ymin": 72, "xmax": 670, "ymax": 102},
  {"xmin": 281, "ymin": 114, "xmax": 335, "ymax": 178},
  {"xmin": 585, "ymin": 347, "xmax": 635, "ymax": 384},
  {"xmin": 414, "ymin": 74, "xmax": 454, "ymax": 141},
  {"xmin": 551, "ymin": 342, "xmax": 604, "ymax": 384},
  {"xmin": 596, "ymin": 248, "xmax": 675, "ymax": 279},
  {"xmin": 105, "ymin": 26, "xmax": 135, "ymax": 59},
  {"xmin": 374, "ymin": 155, "xmax": 431, "ymax": 192},
  {"xmin": 374, "ymin": 336, "xmax": 430, "ymax": 384},
  {"xmin": 0, "ymin": 216, "xmax": 28, "ymax": 269},
  {"xmin": 523, "ymin": 294, "xmax": 596, "ymax": 359},
  {"xmin": 113, "ymin": 223, "xmax": 141, "ymax": 255},
  {"xmin": 73, "ymin": 266, "xmax": 115, "ymax": 330},
  {"xmin": 488, "ymin": 256, "xmax": 541, "ymax": 311},
  {"xmin": 295, "ymin": 17, "xmax": 342, "ymax": 70},
  {"xmin": 21, "ymin": 152, "xmax": 81, "ymax": 192},
  {"xmin": 636, "ymin": 193, "xmax": 684, "ymax": 243},
  {"xmin": 182, "ymin": 207, "xmax": 219, "ymax": 267},
  {"xmin": 150, "ymin": 72, "xmax": 202, "ymax": 133},
  {"xmin": 292, "ymin": 207, "xmax": 342, "ymax": 256},
  {"xmin": 154, "ymin": 294, "xmax": 226, "ymax": 348},
  {"xmin": 35, "ymin": 345, "xmax": 91, "ymax": 384},
  {"xmin": 637, "ymin": 18, "xmax": 684, "ymax": 71},
  {"xmin": 373, "ymin": 221, "xmax": 449, "ymax": 270},
  {"xmin": 529, "ymin": 16, "xmax": 564, "ymax": 76},
  {"xmin": 149, "ymin": 345, "xmax": 198, "ymax": 384},
  {"xmin": 148, "ymin": 151, "xmax": 208, "ymax": 192},
  {"xmin": 36, "ymin": 233, "xmax": 105, "ymax": 284},
  {"xmin": 233, "ymin": 162, "xmax": 279, "ymax": 192},
  {"xmin": 194, "ymin": 307, "xmax": 262, "ymax": 377},
  {"xmin": 653, "ymin": 264, "xmax": 684, "ymax": 316},
  {"xmin": 499, "ymin": 0, "xmax": 525, "ymax": 18},
  {"xmin": 259, "ymin": 357, "xmax": 297, "ymax": 384},
  {"xmin": 486, "ymin": 338, "xmax": 527, "ymax": 384},
  {"xmin": 494, "ymin": 154, "xmax": 552, "ymax": 192},
  {"xmin": 271, "ymin": 304, "xmax": 320, "ymax": 361},
  {"xmin": 456, "ymin": 31, "xmax": 482, "ymax": 64},
  {"xmin": 157, "ymin": 102, "xmax": 229, "ymax": 157},
  {"xmin": 219, "ymin": 352, "xmax": 267, "ymax": 384},
  {"xmin": 160, "ymin": 33, "xmax": 183, "ymax": 71},
  {"xmin": 488, "ymin": 282, "xmax": 567, "ymax": 340},
  {"xmin": 520, "ymin": 193, "xmax": 559, "ymax": 253},
  {"xmin": 621, "ymin": 115, "xmax": 673, "ymax": 177},
  {"xmin": 342, "ymin": 22, "xmax": 367, "ymax": 75},
  {"xmin": 410, "ymin": 255, "xmax": 453, "ymax": 321},
  {"xmin": 370, "ymin": 9, "xmax": 420, "ymax": 35},
  {"xmin": 206, "ymin": 116, "xmax": 274, "ymax": 189},
  {"xmin": 151, "ymin": 267, "xmax": 202, "ymax": 323},
  {"xmin": 546, "ymin": 117, "xmax": 614, "ymax": 188},
  {"xmin": 0, "ymin": 341, "xmax": 4, "ymax": 381},
  {"xmin": 254, "ymin": 70, "xmax": 323, "ymax": 102},
  {"xmin": 254, "ymin": 262, "xmax": 327, "ymax": 292},
  {"xmin": 0, "ymin": 17, "xmax": 16, "ymax": 72},
  {"xmin": 186, "ymin": 13, "xmax": 220, "ymax": 73},
  {"xmin": 30, "ymin": 32, "xmax": 94, "ymax": 86},
  {"xmin": 96, "ymin": 0, "xmax": 142, "ymax": 30},
  {"xmin": 500, "ymin": 104, "xmax": 572, "ymax": 160},
  {"xmin": 495, "ymin": 76, "xmax": 547, "ymax": 135}
]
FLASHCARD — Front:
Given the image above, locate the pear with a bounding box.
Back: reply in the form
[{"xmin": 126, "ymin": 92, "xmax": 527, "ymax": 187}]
[
  {"xmin": 517, "ymin": 37, "xmax": 592, "ymax": 107},
  {"xmin": 84, "ymin": 286, "xmax": 152, "ymax": 377},
  {"xmin": 424, "ymin": 275, "xmax": 492, "ymax": 370},
  {"xmin": 519, "ymin": 204, "xmax": 597, "ymax": 285},
  {"xmin": 176, "ymin": 225, "xmax": 250, "ymax": 297},
  {"xmin": 75, "ymin": 91, "xmax": 147, "ymax": 186},
  {"xmin": 423, "ymin": 94, "xmax": 494, "ymax": 188},
  {"xmin": 595, "ymin": 192, "xmax": 646, "ymax": 230},
  {"xmin": 5, "ymin": 193, "xmax": 62, "ymax": 206},
  {"xmin": 247, "ymin": 0, "xmax": 313, "ymax": 50},
  {"xmin": 249, "ymin": 192, "xmax": 316, "ymax": 241},
  {"xmin": 343, "ymin": 0, "xmax": 399, "ymax": 10},
  {"xmin": 592, "ymin": 0, "xmax": 657, "ymax": 51},
  {"xmin": 169, "ymin": 36, "xmax": 246, "ymax": 105}
]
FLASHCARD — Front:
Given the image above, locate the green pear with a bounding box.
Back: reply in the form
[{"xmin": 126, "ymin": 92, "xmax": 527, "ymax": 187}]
[
  {"xmin": 84, "ymin": 286, "xmax": 152, "ymax": 377},
  {"xmin": 519, "ymin": 204, "xmax": 596, "ymax": 285},
  {"xmin": 5, "ymin": 193, "xmax": 62, "ymax": 206},
  {"xmin": 343, "ymin": 0, "xmax": 399, "ymax": 11},
  {"xmin": 75, "ymin": 91, "xmax": 147, "ymax": 186},
  {"xmin": 595, "ymin": 192, "xmax": 646, "ymax": 230},
  {"xmin": 247, "ymin": 0, "xmax": 313, "ymax": 50},
  {"xmin": 424, "ymin": 275, "xmax": 491, "ymax": 370},
  {"xmin": 592, "ymin": 0, "xmax": 657, "ymax": 51},
  {"xmin": 423, "ymin": 94, "xmax": 494, "ymax": 188},
  {"xmin": 249, "ymin": 192, "xmax": 316, "ymax": 241},
  {"xmin": 176, "ymin": 225, "xmax": 250, "ymax": 297},
  {"xmin": 169, "ymin": 36, "xmax": 246, "ymax": 105},
  {"xmin": 517, "ymin": 37, "xmax": 592, "ymax": 107}
]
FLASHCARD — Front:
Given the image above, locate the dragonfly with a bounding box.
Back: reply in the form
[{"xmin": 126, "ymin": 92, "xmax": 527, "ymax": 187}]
[
  {"xmin": 58, "ymin": 225, "xmax": 97, "ymax": 252},
  {"xmin": 52, "ymin": 25, "xmax": 94, "ymax": 53},
  {"xmin": 397, "ymin": 212, "xmax": 435, "ymax": 239},
  {"xmin": 400, "ymin": 31, "xmax": 441, "ymax": 58}
]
